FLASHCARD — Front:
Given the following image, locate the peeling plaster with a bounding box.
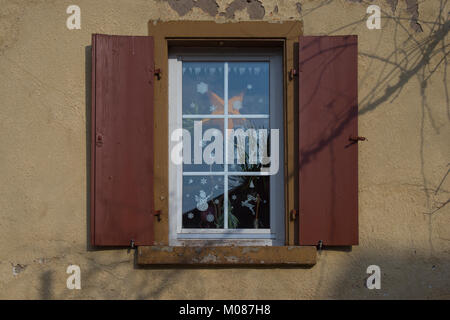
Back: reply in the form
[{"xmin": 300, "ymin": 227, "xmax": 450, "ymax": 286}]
[
  {"xmin": 163, "ymin": 0, "xmax": 422, "ymax": 32},
  {"xmin": 386, "ymin": 0, "xmax": 398, "ymax": 13},
  {"xmin": 223, "ymin": 0, "xmax": 265, "ymax": 20},
  {"xmin": 196, "ymin": 0, "xmax": 219, "ymax": 16},
  {"xmin": 165, "ymin": 0, "xmax": 218, "ymax": 17},
  {"xmin": 405, "ymin": 0, "xmax": 423, "ymax": 32},
  {"xmin": 295, "ymin": 2, "xmax": 302, "ymax": 15}
]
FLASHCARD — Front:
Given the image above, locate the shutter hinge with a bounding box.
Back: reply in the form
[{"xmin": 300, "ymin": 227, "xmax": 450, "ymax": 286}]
[
  {"xmin": 290, "ymin": 209, "xmax": 298, "ymax": 221},
  {"xmin": 317, "ymin": 240, "xmax": 323, "ymax": 251},
  {"xmin": 289, "ymin": 68, "xmax": 298, "ymax": 80},
  {"xmin": 153, "ymin": 210, "xmax": 162, "ymax": 222},
  {"xmin": 130, "ymin": 239, "xmax": 135, "ymax": 249},
  {"xmin": 154, "ymin": 68, "xmax": 162, "ymax": 80}
]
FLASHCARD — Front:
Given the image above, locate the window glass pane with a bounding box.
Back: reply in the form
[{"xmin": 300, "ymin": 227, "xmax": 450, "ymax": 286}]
[
  {"xmin": 228, "ymin": 118, "xmax": 270, "ymax": 172},
  {"xmin": 228, "ymin": 62, "xmax": 269, "ymax": 115},
  {"xmin": 228, "ymin": 176, "xmax": 270, "ymax": 229},
  {"xmin": 182, "ymin": 175, "xmax": 225, "ymax": 228},
  {"xmin": 182, "ymin": 62, "xmax": 224, "ymax": 115},
  {"xmin": 182, "ymin": 118, "xmax": 224, "ymax": 172}
]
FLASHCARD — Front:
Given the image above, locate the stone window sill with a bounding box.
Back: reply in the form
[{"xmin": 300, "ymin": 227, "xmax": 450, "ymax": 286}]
[{"xmin": 137, "ymin": 246, "xmax": 316, "ymax": 266}]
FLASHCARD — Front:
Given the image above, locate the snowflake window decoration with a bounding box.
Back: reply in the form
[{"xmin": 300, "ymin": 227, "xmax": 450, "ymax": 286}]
[
  {"xmin": 232, "ymin": 100, "xmax": 242, "ymax": 111},
  {"xmin": 200, "ymin": 178, "xmax": 207, "ymax": 185},
  {"xmin": 195, "ymin": 190, "xmax": 209, "ymax": 211},
  {"xmin": 187, "ymin": 212, "xmax": 194, "ymax": 219},
  {"xmin": 197, "ymin": 82, "xmax": 208, "ymax": 94}
]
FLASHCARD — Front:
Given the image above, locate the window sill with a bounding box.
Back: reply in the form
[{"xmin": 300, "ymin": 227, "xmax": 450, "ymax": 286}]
[{"xmin": 137, "ymin": 246, "xmax": 316, "ymax": 266}]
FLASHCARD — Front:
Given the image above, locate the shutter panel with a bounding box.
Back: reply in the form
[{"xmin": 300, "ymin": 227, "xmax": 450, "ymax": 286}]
[
  {"xmin": 91, "ymin": 34, "xmax": 155, "ymax": 246},
  {"xmin": 298, "ymin": 35, "xmax": 358, "ymax": 246}
]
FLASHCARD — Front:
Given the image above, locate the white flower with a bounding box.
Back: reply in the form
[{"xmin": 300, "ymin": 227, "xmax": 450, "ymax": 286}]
[
  {"xmin": 232, "ymin": 100, "xmax": 242, "ymax": 111},
  {"xmin": 247, "ymin": 84, "xmax": 252, "ymax": 90},
  {"xmin": 206, "ymin": 213, "xmax": 214, "ymax": 222},
  {"xmin": 197, "ymin": 82, "xmax": 208, "ymax": 94},
  {"xmin": 200, "ymin": 178, "xmax": 207, "ymax": 185},
  {"xmin": 231, "ymin": 194, "xmax": 237, "ymax": 200},
  {"xmin": 187, "ymin": 212, "xmax": 194, "ymax": 219}
]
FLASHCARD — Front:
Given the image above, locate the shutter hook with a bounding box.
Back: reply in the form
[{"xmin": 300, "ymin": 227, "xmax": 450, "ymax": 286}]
[
  {"xmin": 349, "ymin": 135, "xmax": 367, "ymax": 142},
  {"xmin": 289, "ymin": 68, "xmax": 298, "ymax": 80},
  {"xmin": 130, "ymin": 239, "xmax": 135, "ymax": 249}
]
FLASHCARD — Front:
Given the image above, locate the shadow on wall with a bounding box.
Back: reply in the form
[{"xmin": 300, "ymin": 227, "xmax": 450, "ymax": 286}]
[
  {"xmin": 85, "ymin": 45, "xmax": 91, "ymax": 252},
  {"xmin": 40, "ymin": 270, "xmax": 53, "ymax": 300},
  {"xmin": 79, "ymin": 1, "xmax": 449, "ymax": 299},
  {"xmin": 289, "ymin": 0, "xmax": 449, "ymax": 217}
]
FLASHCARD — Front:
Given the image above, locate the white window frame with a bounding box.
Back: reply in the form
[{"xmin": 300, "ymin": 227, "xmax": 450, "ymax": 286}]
[{"xmin": 168, "ymin": 47, "xmax": 284, "ymax": 246}]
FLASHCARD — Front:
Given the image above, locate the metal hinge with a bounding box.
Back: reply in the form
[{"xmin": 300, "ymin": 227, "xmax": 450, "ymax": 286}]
[
  {"xmin": 317, "ymin": 240, "xmax": 323, "ymax": 251},
  {"xmin": 290, "ymin": 209, "xmax": 298, "ymax": 221},
  {"xmin": 289, "ymin": 68, "xmax": 298, "ymax": 80},
  {"xmin": 153, "ymin": 210, "xmax": 162, "ymax": 222},
  {"xmin": 154, "ymin": 68, "xmax": 162, "ymax": 80},
  {"xmin": 130, "ymin": 239, "xmax": 135, "ymax": 248}
]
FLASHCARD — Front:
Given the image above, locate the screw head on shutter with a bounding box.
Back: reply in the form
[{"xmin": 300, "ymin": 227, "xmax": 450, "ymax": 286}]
[{"xmin": 96, "ymin": 134, "xmax": 103, "ymax": 147}]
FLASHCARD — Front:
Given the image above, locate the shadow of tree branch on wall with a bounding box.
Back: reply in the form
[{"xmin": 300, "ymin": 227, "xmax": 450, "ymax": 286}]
[{"xmin": 297, "ymin": 0, "xmax": 449, "ymax": 208}]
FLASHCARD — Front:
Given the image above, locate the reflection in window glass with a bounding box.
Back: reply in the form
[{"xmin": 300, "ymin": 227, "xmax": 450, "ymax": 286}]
[{"xmin": 181, "ymin": 60, "xmax": 271, "ymax": 230}]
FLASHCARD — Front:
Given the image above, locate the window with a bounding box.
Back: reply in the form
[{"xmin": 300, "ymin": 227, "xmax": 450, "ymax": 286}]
[
  {"xmin": 90, "ymin": 22, "xmax": 359, "ymax": 265},
  {"xmin": 168, "ymin": 48, "xmax": 284, "ymax": 246}
]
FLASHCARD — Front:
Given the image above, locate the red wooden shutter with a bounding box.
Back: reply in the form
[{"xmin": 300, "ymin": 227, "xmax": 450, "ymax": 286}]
[
  {"xmin": 298, "ymin": 35, "xmax": 358, "ymax": 246},
  {"xmin": 91, "ymin": 34, "xmax": 155, "ymax": 246}
]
